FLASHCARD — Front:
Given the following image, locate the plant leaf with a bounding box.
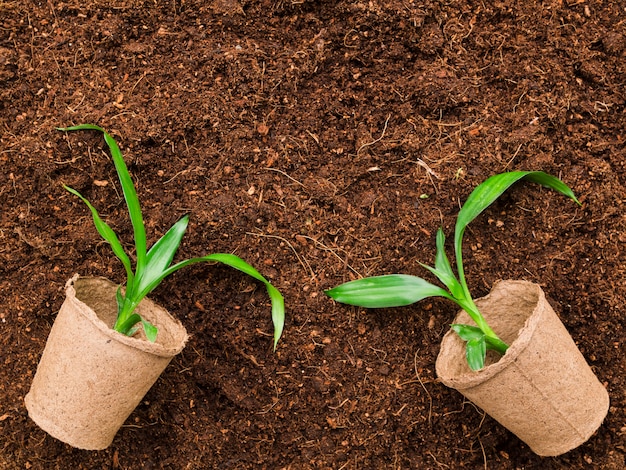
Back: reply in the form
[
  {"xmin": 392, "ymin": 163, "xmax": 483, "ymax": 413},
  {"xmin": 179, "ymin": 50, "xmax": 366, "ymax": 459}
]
[
  {"xmin": 127, "ymin": 324, "xmax": 140, "ymax": 336},
  {"xmin": 484, "ymin": 335, "xmax": 509, "ymax": 354},
  {"xmin": 59, "ymin": 124, "xmax": 147, "ymax": 277},
  {"xmin": 466, "ymin": 336, "xmax": 487, "ymax": 371},
  {"xmin": 116, "ymin": 286, "xmax": 125, "ymax": 316},
  {"xmin": 434, "ymin": 228, "xmax": 453, "ymax": 275},
  {"xmin": 451, "ymin": 323, "xmax": 484, "ymax": 341},
  {"xmin": 64, "ymin": 185, "xmax": 134, "ymax": 285},
  {"xmin": 419, "ymin": 264, "xmax": 460, "ymax": 299},
  {"xmin": 518, "ymin": 172, "xmax": 581, "ymax": 206},
  {"xmin": 124, "ymin": 314, "xmax": 159, "ymax": 343},
  {"xmin": 141, "ymin": 319, "xmax": 158, "ymax": 342},
  {"xmin": 115, "ymin": 313, "xmax": 143, "ymax": 336},
  {"xmin": 325, "ymin": 274, "xmax": 453, "ymax": 308},
  {"xmin": 133, "ymin": 215, "xmax": 189, "ymax": 298},
  {"xmin": 137, "ymin": 252, "xmax": 285, "ymax": 350},
  {"xmin": 425, "ymin": 228, "xmax": 464, "ymax": 299},
  {"xmin": 454, "ymin": 171, "xmax": 580, "ymax": 294},
  {"xmin": 265, "ymin": 283, "xmax": 285, "ymax": 351},
  {"xmin": 455, "ymin": 171, "xmax": 580, "ymax": 249}
]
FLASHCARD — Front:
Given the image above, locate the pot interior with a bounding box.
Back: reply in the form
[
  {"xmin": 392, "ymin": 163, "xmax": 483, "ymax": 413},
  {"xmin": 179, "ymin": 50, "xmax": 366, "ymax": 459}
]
[{"xmin": 74, "ymin": 277, "xmax": 119, "ymax": 328}]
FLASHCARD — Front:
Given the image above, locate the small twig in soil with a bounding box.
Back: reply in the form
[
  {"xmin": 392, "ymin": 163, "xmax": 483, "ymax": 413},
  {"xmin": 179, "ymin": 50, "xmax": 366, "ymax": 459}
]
[
  {"xmin": 245, "ymin": 231, "xmax": 315, "ymax": 281},
  {"xmin": 265, "ymin": 167, "xmax": 306, "ymax": 187},
  {"xmin": 414, "ymin": 350, "xmax": 432, "ymax": 425},
  {"xmin": 478, "ymin": 437, "xmax": 488, "ymax": 470},
  {"xmin": 357, "ymin": 114, "xmax": 391, "ymax": 155},
  {"xmin": 504, "ymin": 142, "xmax": 524, "ymax": 169},
  {"xmin": 328, "ymin": 398, "xmax": 350, "ymax": 410},
  {"xmin": 428, "ymin": 451, "xmax": 450, "ymax": 469},
  {"xmin": 300, "ymin": 234, "xmax": 360, "ymax": 278}
]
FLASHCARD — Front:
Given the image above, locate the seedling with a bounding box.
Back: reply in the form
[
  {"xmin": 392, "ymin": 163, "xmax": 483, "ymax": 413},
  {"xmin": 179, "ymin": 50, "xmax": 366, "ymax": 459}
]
[
  {"xmin": 59, "ymin": 124, "xmax": 284, "ymax": 349},
  {"xmin": 326, "ymin": 171, "xmax": 580, "ymax": 370}
]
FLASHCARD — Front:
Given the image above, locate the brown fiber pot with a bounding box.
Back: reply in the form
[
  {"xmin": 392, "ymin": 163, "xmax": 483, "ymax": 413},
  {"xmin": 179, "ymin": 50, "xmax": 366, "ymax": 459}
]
[
  {"xmin": 25, "ymin": 275, "xmax": 188, "ymax": 450},
  {"xmin": 435, "ymin": 280, "xmax": 609, "ymax": 457}
]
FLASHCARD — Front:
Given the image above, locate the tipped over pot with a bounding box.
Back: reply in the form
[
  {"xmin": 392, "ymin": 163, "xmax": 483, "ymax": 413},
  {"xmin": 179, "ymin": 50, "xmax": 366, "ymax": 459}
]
[
  {"xmin": 435, "ymin": 280, "xmax": 609, "ymax": 456},
  {"xmin": 25, "ymin": 275, "xmax": 188, "ymax": 450}
]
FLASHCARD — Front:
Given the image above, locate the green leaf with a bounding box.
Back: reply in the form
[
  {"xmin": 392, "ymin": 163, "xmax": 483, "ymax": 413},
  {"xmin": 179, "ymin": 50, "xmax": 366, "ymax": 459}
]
[
  {"xmin": 115, "ymin": 313, "xmax": 143, "ymax": 337},
  {"xmin": 455, "ymin": 171, "xmax": 580, "ymax": 251},
  {"xmin": 419, "ymin": 264, "xmax": 459, "ymax": 298},
  {"xmin": 64, "ymin": 185, "xmax": 134, "ymax": 285},
  {"xmin": 325, "ymin": 274, "xmax": 453, "ymax": 308},
  {"xmin": 434, "ymin": 228, "xmax": 453, "ymax": 275},
  {"xmin": 466, "ymin": 336, "xmax": 487, "ymax": 371},
  {"xmin": 519, "ymin": 172, "xmax": 581, "ymax": 206},
  {"xmin": 141, "ymin": 319, "xmax": 158, "ymax": 342},
  {"xmin": 454, "ymin": 171, "xmax": 580, "ymax": 296},
  {"xmin": 115, "ymin": 286, "xmax": 125, "ymax": 316},
  {"xmin": 452, "ymin": 318, "xmax": 509, "ymax": 356},
  {"xmin": 137, "ymin": 252, "xmax": 285, "ymax": 350},
  {"xmin": 59, "ymin": 125, "xmax": 284, "ymax": 349},
  {"xmin": 421, "ymin": 228, "xmax": 464, "ymax": 299},
  {"xmin": 126, "ymin": 324, "xmax": 140, "ymax": 336},
  {"xmin": 265, "ymin": 283, "xmax": 285, "ymax": 351},
  {"xmin": 124, "ymin": 318, "xmax": 157, "ymax": 342},
  {"xmin": 133, "ymin": 215, "xmax": 189, "ymax": 298},
  {"xmin": 59, "ymin": 124, "xmax": 147, "ymax": 278},
  {"xmin": 451, "ymin": 323, "xmax": 484, "ymax": 341},
  {"xmin": 485, "ymin": 335, "xmax": 509, "ymax": 355}
]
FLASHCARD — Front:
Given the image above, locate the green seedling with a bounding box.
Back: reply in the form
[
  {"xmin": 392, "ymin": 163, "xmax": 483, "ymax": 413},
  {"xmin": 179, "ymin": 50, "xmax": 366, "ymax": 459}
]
[
  {"xmin": 59, "ymin": 124, "xmax": 284, "ymax": 349},
  {"xmin": 326, "ymin": 171, "xmax": 580, "ymax": 370}
]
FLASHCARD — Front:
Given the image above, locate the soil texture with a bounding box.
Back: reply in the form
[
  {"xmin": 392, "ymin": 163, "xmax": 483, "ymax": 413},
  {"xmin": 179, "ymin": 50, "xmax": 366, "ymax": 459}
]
[{"xmin": 1, "ymin": 1, "xmax": 625, "ymax": 468}]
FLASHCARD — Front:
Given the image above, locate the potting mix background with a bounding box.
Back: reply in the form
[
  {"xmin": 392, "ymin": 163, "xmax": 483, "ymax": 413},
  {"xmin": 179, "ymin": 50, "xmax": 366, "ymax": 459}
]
[{"xmin": 1, "ymin": 1, "xmax": 625, "ymax": 469}]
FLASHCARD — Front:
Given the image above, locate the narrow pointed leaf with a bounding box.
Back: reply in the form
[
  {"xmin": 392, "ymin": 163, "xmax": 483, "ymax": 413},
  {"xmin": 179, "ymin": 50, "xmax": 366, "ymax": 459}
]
[
  {"xmin": 434, "ymin": 228, "xmax": 454, "ymax": 277},
  {"xmin": 451, "ymin": 323, "xmax": 484, "ymax": 341},
  {"xmin": 141, "ymin": 319, "xmax": 158, "ymax": 342},
  {"xmin": 519, "ymin": 172, "xmax": 581, "ymax": 206},
  {"xmin": 115, "ymin": 286, "xmax": 125, "ymax": 316},
  {"xmin": 138, "ymin": 253, "xmax": 285, "ymax": 349},
  {"xmin": 325, "ymin": 274, "xmax": 453, "ymax": 308},
  {"xmin": 455, "ymin": 171, "xmax": 579, "ymax": 250},
  {"xmin": 454, "ymin": 171, "xmax": 580, "ymax": 295},
  {"xmin": 415, "ymin": 229, "xmax": 462, "ymax": 299},
  {"xmin": 64, "ymin": 185, "xmax": 134, "ymax": 284},
  {"xmin": 419, "ymin": 264, "xmax": 461, "ymax": 300},
  {"xmin": 426, "ymin": 228, "xmax": 464, "ymax": 298},
  {"xmin": 466, "ymin": 336, "xmax": 487, "ymax": 371},
  {"xmin": 134, "ymin": 215, "xmax": 189, "ymax": 296},
  {"xmin": 59, "ymin": 124, "xmax": 147, "ymax": 274},
  {"xmin": 265, "ymin": 283, "xmax": 285, "ymax": 351},
  {"xmin": 455, "ymin": 171, "xmax": 580, "ymax": 253},
  {"xmin": 195, "ymin": 253, "xmax": 285, "ymax": 351}
]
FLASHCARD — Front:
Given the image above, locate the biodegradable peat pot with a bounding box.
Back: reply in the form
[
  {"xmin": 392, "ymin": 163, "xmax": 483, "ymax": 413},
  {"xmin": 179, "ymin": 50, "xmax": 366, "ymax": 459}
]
[
  {"xmin": 435, "ymin": 280, "xmax": 609, "ymax": 456},
  {"xmin": 25, "ymin": 275, "xmax": 188, "ymax": 450}
]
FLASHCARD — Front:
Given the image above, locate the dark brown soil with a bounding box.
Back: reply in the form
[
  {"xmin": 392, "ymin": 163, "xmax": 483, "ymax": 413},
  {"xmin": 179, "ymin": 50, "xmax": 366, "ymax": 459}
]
[{"xmin": 1, "ymin": 1, "xmax": 625, "ymax": 468}]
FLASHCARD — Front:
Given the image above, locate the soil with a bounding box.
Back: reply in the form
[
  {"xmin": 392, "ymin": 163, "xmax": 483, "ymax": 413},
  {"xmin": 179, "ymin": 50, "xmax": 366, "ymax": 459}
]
[{"xmin": 1, "ymin": 0, "xmax": 625, "ymax": 468}]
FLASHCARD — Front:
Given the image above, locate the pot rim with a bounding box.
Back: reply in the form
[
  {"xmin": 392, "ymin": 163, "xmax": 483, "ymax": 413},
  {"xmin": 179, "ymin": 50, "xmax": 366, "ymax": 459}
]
[
  {"xmin": 435, "ymin": 280, "xmax": 544, "ymax": 390},
  {"xmin": 66, "ymin": 274, "xmax": 188, "ymax": 358}
]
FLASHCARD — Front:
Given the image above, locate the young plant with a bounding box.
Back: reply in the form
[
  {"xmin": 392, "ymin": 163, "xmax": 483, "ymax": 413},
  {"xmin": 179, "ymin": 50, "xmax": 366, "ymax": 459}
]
[
  {"xmin": 326, "ymin": 171, "xmax": 580, "ymax": 370},
  {"xmin": 59, "ymin": 124, "xmax": 284, "ymax": 349}
]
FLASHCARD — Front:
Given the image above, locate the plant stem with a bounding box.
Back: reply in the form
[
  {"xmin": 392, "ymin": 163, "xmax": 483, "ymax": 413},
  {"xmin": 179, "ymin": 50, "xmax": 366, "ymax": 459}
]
[
  {"xmin": 115, "ymin": 315, "xmax": 139, "ymax": 335},
  {"xmin": 114, "ymin": 298, "xmax": 140, "ymax": 333},
  {"xmin": 453, "ymin": 230, "xmax": 508, "ymax": 356},
  {"xmin": 458, "ymin": 297, "xmax": 509, "ymax": 355}
]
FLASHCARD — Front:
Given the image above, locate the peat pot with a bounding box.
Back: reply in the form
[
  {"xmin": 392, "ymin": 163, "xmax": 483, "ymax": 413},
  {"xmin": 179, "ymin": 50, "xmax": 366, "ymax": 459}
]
[
  {"xmin": 25, "ymin": 275, "xmax": 188, "ymax": 450},
  {"xmin": 435, "ymin": 280, "xmax": 609, "ymax": 457}
]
